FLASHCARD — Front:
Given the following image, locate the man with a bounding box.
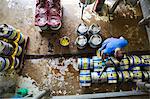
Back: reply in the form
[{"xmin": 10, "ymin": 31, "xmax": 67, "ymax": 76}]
[{"xmin": 97, "ymin": 36, "xmax": 128, "ymax": 61}]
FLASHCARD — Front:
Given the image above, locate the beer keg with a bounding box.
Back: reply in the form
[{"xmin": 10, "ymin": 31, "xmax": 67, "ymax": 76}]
[
  {"xmin": 106, "ymin": 67, "xmax": 117, "ymax": 83},
  {"xmin": 75, "ymin": 35, "xmax": 87, "ymax": 49},
  {"xmin": 80, "ymin": 70, "xmax": 91, "ymax": 86},
  {"xmin": 78, "ymin": 58, "xmax": 93, "ymax": 70},
  {"xmin": 91, "ymin": 72, "xmax": 107, "ymax": 83},
  {"xmin": 77, "ymin": 23, "xmax": 88, "ymax": 35},
  {"xmin": 88, "ymin": 34, "xmax": 102, "ymax": 48}
]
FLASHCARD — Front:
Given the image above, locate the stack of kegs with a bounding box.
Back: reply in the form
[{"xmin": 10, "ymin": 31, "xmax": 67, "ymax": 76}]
[
  {"xmin": 78, "ymin": 55, "xmax": 150, "ymax": 87},
  {"xmin": 75, "ymin": 23, "xmax": 102, "ymax": 49},
  {"xmin": 0, "ymin": 24, "xmax": 25, "ymax": 72}
]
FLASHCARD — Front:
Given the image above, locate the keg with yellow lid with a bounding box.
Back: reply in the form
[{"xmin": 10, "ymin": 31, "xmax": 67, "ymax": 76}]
[
  {"xmin": 106, "ymin": 67, "xmax": 117, "ymax": 83},
  {"xmin": 119, "ymin": 57, "xmax": 130, "ymax": 70},
  {"xmin": 129, "ymin": 55, "xmax": 144, "ymax": 66},
  {"xmin": 142, "ymin": 71, "xmax": 149, "ymax": 82},
  {"xmin": 133, "ymin": 71, "xmax": 142, "ymax": 82},
  {"xmin": 91, "ymin": 72, "xmax": 107, "ymax": 83}
]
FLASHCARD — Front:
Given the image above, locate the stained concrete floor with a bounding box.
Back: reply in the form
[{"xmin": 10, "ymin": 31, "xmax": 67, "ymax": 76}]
[{"xmin": 0, "ymin": 0, "xmax": 150, "ymax": 97}]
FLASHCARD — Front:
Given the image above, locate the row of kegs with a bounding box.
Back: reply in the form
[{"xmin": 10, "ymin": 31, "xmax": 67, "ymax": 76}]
[
  {"xmin": 0, "ymin": 24, "xmax": 25, "ymax": 44},
  {"xmin": 79, "ymin": 69, "xmax": 150, "ymax": 87},
  {"xmin": 75, "ymin": 23, "xmax": 102, "ymax": 49},
  {"xmin": 78, "ymin": 55, "xmax": 150, "ymax": 71},
  {"xmin": 0, "ymin": 57, "xmax": 20, "ymax": 72}
]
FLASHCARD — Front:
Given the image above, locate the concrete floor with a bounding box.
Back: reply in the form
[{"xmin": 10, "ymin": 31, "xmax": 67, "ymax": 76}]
[{"xmin": 0, "ymin": 0, "xmax": 150, "ymax": 97}]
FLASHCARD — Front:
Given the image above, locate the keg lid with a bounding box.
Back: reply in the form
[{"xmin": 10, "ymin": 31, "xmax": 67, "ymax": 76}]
[
  {"xmin": 76, "ymin": 35, "xmax": 87, "ymax": 46},
  {"xmin": 89, "ymin": 24, "xmax": 101, "ymax": 34},
  {"xmin": 90, "ymin": 35, "xmax": 102, "ymax": 45},
  {"xmin": 77, "ymin": 23, "xmax": 88, "ymax": 34}
]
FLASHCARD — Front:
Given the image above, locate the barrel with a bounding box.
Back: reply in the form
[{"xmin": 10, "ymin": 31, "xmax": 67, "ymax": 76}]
[
  {"xmin": 119, "ymin": 57, "xmax": 130, "ymax": 70},
  {"xmin": 77, "ymin": 23, "xmax": 88, "ymax": 35},
  {"xmin": 142, "ymin": 71, "xmax": 149, "ymax": 82},
  {"xmin": 16, "ymin": 46, "xmax": 22, "ymax": 56},
  {"xmin": 93, "ymin": 56, "xmax": 104, "ymax": 72},
  {"xmin": 0, "ymin": 40, "xmax": 14, "ymax": 56},
  {"xmin": 91, "ymin": 72, "xmax": 107, "ymax": 83},
  {"xmin": 14, "ymin": 57, "xmax": 20, "ymax": 69},
  {"xmin": 78, "ymin": 58, "xmax": 93, "ymax": 70},
  {"xmin": 18, "ymin": 32, "xmax": 25, "ymax": 44},
  {"xmin": 0, "ymin": 57, "xmax": 11, "ymax": 71},
  {"xmin": 133, "ymin": 71, "xmax": 142, "ymax": 82},
  {"xmin": 122, "ymin": 71, "xmax": 133, "ymax": 82},
  {"xmin": 88, "ymin": 24, "xmax": 101, "ymax": 35},
  {"xmin": 75, "ymin": 35, "xmax": 87, "ymax": 49},
  {"xmin": 129, "ymin": 55, "xmax": 144, "ymax": 66},
  {"xmin": 0, "ymin": 24, "xmax": 17, "ymax": 40},
  {"xmin": 141, "ymin": 55, "xmax": 150, "ymax": 65},
  {"xmin": 109, "ymin": 57, "xmax": 119, "ymax": 66},
  {"xmin": 146, "ymin": 71, "xmax": 150, "ymax": 82},
  {"xmin": 88, "ymin": 34, "xmax": 102, "ymax": 48},
  {"xmin": 106, "ymin": 67, "xmax": 117, "ymax": 83},
  {"xmin": 79, "ymin": 70, "xmax": 91, "ymax": 87}
]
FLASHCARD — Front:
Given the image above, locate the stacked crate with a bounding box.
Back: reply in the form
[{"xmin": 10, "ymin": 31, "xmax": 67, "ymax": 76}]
[{"xmin": 0, "ymin": 24, "xmax": 26, "ymax": 72}]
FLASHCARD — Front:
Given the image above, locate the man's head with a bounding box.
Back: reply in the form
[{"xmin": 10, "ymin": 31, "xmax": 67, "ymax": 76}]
[{"xmin": 114, "ymin": 48, "xmax": 125, "ymax": 61}]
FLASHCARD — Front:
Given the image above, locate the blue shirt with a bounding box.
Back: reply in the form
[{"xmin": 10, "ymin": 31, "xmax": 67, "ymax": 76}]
[{"xmin": 98, "ymin": 37, "xmax": 128, "ymax": 55}]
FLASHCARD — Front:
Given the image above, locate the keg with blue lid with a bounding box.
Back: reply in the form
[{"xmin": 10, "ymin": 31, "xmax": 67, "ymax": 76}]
[
  {"xmin": 16, "ymin": 46, "xmax": 22, "ymax": 56},
  {"xmin": 78, "ymin": 58, "xmax": 93, "ymax": 70},
  {"xmin": 0, "ymin": 57, "xmax": 11, "ymax": 72},
  {"xmin": 0, "ymin": 24, "xmax": 17, "ymax": 40},
  {"xmin": 18, "ymin": 32, "xmax": 25, "ymax": 44},
  {"xmin": 80, "ymin": 70, "xmax": 91, "ymax": 87},
  {"xmin": 0, "ymin": 40, "xmax": 14, "ymax": 56},
  {"xmin": 92, "ymin": 56, "xmax": 107, "ymax": 72},
  {"xmin": 0, "ymin": 57, "xmax": 6, "ymax": 72},
  {"xmin": 14, "ymin": 57, "xmax": 20, "ymax": 69},
  {"xmin": 91, "ymin": 72, "xmax": 107, "ymax": 83},
  {"xmin": 129, "ymin": 55, "xmax": 144, "ymax": 66},
  {"xmin": 106, "ymin": 67, "xmax": 117, "ymax": 83}
]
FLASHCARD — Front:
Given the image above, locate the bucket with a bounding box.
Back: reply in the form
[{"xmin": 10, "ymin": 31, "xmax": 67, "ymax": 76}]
[
  {"xmin": 0, "ymin": 24, "xmax": 17, "ymax": 40},
  {"xmin": 80, "ymin": 70, "xmax": 91, "ymax": 87},
  {"xmin": 129, "ymin": 55, "xmax": 144, "ymax": 66},
  {"xmin": 75, "ymin": 35, "xmax": 87, "ymax": 49},
  {"xmin": 106, "ymin": 67, "xmax": 117, "ymax": 83},
  {"xmin": 91, "ymin": 72, "xmax": 107, "ymax": 83},
  {"xmin": 119, "ymin": 57, "xmax": 130, "ymax": 70},
  {"xmin": 88, "ymin": 24, "xmax": 101, "ymax": 35},
  {"xmin": 77, "ymin": 23, "xmax": 88, "ymax": 35},
  {"xmin": 88, "ymin": 34, "xmax": 102, "ymax": 48},
  {"xmin": 0, "ymin": 40, "xmax": 14, "ymax": 56},
  {"xmin": 142, "ymin": 71, "xmax": 149, "ymax": 82},
  {"xmin": 133, "ymin": 71, "xmax": 142, "ymax": 82},
  {"xmin": 78, "ymin": 58, "xmax": 93, "ymax": 70},
  {"xmin": 16, "ymin": 46, "xmax": 22, "ymax": 56}
]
